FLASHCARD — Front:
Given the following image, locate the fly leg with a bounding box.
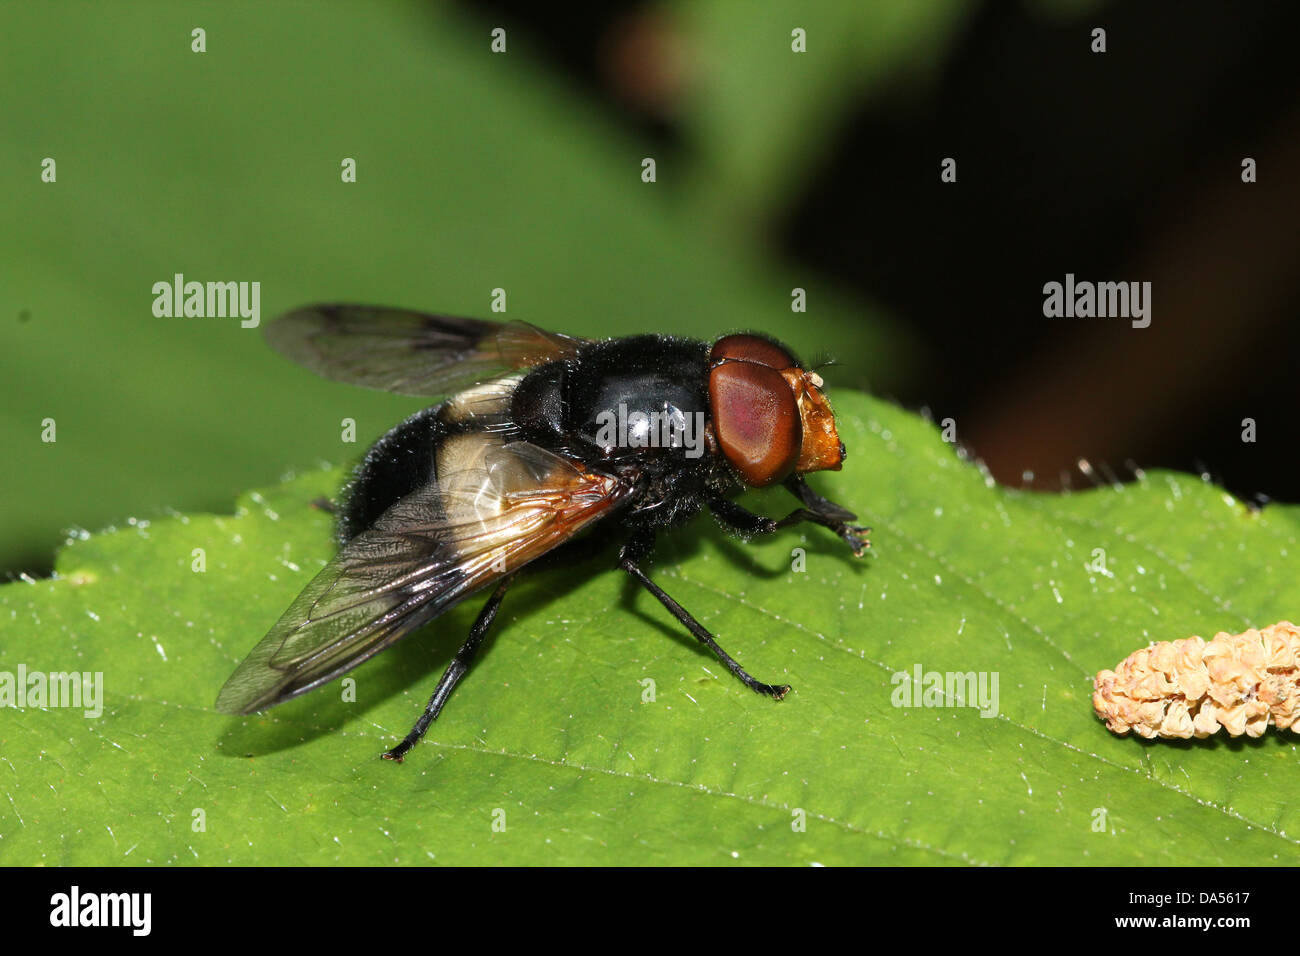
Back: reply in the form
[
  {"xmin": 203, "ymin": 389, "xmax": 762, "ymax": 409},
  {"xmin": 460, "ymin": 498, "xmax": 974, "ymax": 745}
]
[
  {"xmin": 710, "ymin": 493, "xmax": 871, "ymax": 558},
  {"xmin": 382, "ymin": 574, "xmax": 514, "ymax": 762},
  {"xmin": 783, "ymin": 474, "xmax": 857, "ymax": 522},
  {"xmin": 619, "ymin": 532, "xmax": 789, "ymax": 699}
]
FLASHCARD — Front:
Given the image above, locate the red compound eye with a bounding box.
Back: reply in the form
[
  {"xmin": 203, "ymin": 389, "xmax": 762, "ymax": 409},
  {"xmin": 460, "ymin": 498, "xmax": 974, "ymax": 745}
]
[
  {"xmin": 708, "ymin": 361, "xmax": 801, "ymax": 486},
  {"xmin": 710, "ymin": 334, "xmax": 796, "ymax": 371}
]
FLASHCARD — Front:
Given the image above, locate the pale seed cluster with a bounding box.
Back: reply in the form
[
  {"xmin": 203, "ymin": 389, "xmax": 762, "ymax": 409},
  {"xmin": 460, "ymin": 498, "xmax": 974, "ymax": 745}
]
[{"xmin": 1093, "ymin": 621, "xmax": 1300, "ymax": 739}]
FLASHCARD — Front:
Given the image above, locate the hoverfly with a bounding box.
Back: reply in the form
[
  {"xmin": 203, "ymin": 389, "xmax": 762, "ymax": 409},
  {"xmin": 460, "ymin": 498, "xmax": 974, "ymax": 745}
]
[{"xmin": 215, "ymin": 306, "xmax": 868, "ymax": 760}]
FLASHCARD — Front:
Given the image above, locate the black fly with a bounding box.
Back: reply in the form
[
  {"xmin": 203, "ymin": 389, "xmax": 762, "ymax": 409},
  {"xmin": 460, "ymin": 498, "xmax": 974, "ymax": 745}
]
[{"xmin": 215, "ymin": 306, "xmax": 868, "ymax": 760}]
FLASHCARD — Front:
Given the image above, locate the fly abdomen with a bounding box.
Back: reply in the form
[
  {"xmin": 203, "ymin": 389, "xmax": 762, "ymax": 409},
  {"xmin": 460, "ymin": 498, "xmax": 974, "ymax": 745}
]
[{"xmin": 337, "ymin": 404, "xmax": 444, "ymax": 543}]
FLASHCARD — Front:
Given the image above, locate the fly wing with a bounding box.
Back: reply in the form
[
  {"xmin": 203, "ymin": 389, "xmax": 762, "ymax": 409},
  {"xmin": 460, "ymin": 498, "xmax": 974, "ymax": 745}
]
[
  {"xmin": 264, "ymin": 304, "xmax": 586, "ymax": 397},
  {"xmin": 214, "ymin": 441, "xmax": 631, "ymax": 714}
]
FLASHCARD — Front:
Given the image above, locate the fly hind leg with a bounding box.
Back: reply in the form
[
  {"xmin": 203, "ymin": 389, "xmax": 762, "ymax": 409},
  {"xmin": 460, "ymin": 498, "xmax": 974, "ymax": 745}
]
[
  {"xmin": 382, "ymin": 574, "xmax": 514, "ymax": 762},
  {"xmin": 619, "ymin": 532, "xmax": 789, "ymax": 699}
]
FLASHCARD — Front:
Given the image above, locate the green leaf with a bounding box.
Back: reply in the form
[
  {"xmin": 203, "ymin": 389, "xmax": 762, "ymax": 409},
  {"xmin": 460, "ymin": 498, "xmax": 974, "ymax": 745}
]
[{"xmin": 3, "ymin": 391, "xmax": 1298, "ymax": 865}]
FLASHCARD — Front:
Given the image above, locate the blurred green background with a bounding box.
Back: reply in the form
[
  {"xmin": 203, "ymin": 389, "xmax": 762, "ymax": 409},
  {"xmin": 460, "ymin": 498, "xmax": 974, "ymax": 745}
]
[
  {"xmin": 5, "ymin": 0, "xmax": 1299, "ymax": 577},
  {"xmin": 0, "ymin": 0, "xmax": 916, "ymax": 575}
]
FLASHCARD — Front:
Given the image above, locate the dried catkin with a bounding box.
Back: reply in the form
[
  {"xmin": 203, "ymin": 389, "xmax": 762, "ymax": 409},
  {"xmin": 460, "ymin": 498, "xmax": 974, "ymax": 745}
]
[{"xmin": 1092, "ymin": 621, "xmax": 1300, "ymax": 739}]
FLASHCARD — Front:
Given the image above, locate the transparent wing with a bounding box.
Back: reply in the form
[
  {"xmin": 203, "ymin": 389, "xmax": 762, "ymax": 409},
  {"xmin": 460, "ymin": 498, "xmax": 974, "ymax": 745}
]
[
  {"xmin": 264, "ymin": 304, "xmax": 586, "ymax": 397},
  {"xmin": 215, "ymin": 441, "xmax": 630, "ymax": 714}
]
